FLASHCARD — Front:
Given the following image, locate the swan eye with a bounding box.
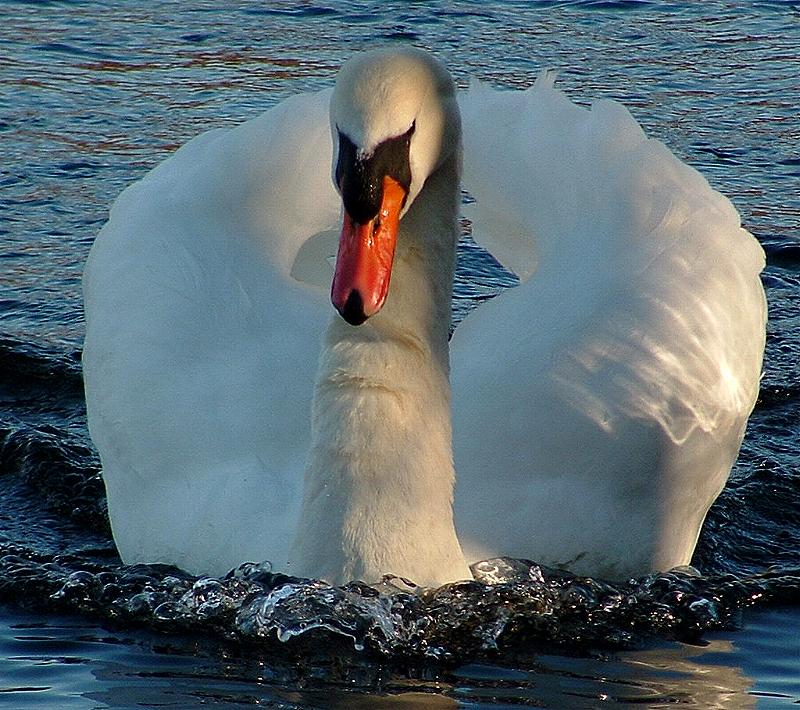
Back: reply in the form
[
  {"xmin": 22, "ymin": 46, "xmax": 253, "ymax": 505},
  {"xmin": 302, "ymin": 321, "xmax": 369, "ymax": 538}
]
[{"xmin": 336, "ymin": 124, "xmax": 414, "ymax": 223}]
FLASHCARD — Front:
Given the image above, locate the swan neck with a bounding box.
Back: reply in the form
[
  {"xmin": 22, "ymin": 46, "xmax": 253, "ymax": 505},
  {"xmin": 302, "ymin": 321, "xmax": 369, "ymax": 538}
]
[{"xmin": 290, "ymin": 152, "xmax": 469, "ymax": 587}]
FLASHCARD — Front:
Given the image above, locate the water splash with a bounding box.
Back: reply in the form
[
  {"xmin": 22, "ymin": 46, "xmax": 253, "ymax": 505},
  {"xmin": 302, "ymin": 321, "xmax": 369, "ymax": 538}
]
[{"xmin": 1, "ymin": 548, "xmax": 797, "ymax": 666}]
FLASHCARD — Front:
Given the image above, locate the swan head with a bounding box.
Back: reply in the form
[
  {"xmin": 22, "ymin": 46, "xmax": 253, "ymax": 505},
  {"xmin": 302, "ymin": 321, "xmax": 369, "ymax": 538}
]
[{"xmin": 329, "ymin": 47, "xmax": 459, "ymax": 325}]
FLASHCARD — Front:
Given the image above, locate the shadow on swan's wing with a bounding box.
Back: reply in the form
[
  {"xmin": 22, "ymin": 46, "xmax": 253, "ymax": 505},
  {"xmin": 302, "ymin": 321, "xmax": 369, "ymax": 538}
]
[
  {"xmin": 451, "ymin": 79, "xmax": 766, "ymax": 577},
  {"xmin": 82, "ymin": 88, "xmax": 339, "ymax": 576}
]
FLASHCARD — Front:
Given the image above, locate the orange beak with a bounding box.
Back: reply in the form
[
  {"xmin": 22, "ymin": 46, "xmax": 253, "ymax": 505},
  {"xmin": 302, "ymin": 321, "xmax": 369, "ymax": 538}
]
[{"xmin": 331, "ymin": 175, "xmax": 407, "ymax": 325}]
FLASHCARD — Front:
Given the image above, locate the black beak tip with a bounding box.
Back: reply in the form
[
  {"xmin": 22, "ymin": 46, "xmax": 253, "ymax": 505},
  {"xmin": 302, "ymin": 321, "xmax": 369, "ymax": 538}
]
[{"xmin": 338, "ymin": 290, "xmax": 368, "ymax": 326}]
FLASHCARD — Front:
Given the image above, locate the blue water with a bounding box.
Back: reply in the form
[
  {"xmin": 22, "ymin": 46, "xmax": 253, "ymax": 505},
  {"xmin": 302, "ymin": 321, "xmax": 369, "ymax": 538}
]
[
  {"xmin": 0, "ymin": 608, "xmax": 798, "ymax": 707},
  {"xmin": 1, "ymin": 1, "xmax": 799, "ymax": 707}
]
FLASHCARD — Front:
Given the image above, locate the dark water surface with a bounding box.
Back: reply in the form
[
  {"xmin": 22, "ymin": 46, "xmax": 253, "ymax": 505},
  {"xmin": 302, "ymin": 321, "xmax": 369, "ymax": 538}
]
[
  {"xmin": 1, "ymin": 1, "xmax": 799, "ymax": 707},
  {"xmin": 0, "ymin": 607, "xmax": 798, "ymax": 708}
]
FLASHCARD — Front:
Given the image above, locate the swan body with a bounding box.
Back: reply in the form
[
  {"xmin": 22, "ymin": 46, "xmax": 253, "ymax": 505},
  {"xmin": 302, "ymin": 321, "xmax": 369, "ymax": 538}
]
[{"xmin": 82, "ymin": 48, "xmax": 766, "ymax": 585}]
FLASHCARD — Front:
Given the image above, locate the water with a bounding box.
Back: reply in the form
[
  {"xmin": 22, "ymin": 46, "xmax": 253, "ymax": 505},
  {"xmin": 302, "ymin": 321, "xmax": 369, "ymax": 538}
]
[
  {"xmin": 0, "ymin": 608, "xmax": 798, "ymax": 707},
  {"xmin": 1, "ymin": 0, "xmax": 799, "ymax": 706}
]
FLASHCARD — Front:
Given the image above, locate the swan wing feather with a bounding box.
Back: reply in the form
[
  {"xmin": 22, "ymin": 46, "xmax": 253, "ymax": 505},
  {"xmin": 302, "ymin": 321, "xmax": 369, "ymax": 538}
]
[
  {"xmin": 83, "ymin": 88, "xmax": 337, "ymax": 576},
  {"xmin": 452, "ymin": 80, "xmax": 766, "ymax": 577}
]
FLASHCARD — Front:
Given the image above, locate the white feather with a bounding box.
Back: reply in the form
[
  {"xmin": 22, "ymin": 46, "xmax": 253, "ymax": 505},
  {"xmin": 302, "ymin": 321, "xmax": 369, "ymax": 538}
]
[{"xmin": 83, "ymin": 48, "xmax": 766, "ymax": 585}]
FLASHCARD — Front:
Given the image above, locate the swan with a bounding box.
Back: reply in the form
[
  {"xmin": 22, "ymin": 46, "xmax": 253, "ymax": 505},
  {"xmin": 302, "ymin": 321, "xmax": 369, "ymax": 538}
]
[{"xmin": 82, "ymin": 47, "xmax": 766, "ymax": 587}]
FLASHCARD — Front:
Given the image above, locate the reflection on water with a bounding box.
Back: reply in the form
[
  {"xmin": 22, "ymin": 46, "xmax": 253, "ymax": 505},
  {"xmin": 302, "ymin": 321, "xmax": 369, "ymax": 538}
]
[
  {"xmin": 1, "ymin": 607, "xmax": 797, "ymax": 708},
  {"xmin": 612, "ymin": 642, "xmax": 755, "ymax": 708}
]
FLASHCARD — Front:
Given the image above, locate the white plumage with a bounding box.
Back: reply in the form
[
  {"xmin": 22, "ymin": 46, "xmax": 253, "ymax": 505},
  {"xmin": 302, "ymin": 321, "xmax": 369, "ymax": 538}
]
[
  {"xmin": 453, "ymin": 75, "xmax": 766, "ymax": 576},
  {"xmin": 82, "ymin": 48, "xmax": 765, "ymax": 585}
]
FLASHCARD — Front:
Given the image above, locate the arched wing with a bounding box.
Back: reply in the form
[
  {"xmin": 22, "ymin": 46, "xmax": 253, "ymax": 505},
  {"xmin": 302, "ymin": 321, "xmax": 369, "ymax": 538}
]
[
  {"xmin": 452, "ymin": 79, "xmax": 766, "ymax": 577},
  {"xmin": 83, "ymin": 88, "xmax": 339, "ymax": 575}
]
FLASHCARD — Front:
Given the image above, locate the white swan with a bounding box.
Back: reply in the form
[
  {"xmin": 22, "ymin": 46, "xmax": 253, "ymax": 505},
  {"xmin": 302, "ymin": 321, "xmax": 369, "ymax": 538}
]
[{"xmin": 82, "ymin": 47, "xmax": 766, "ymax": 586}]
